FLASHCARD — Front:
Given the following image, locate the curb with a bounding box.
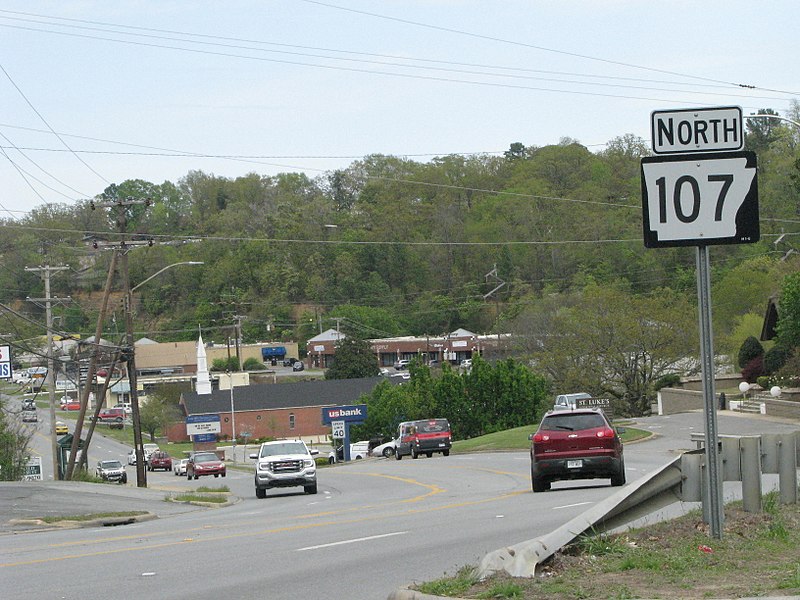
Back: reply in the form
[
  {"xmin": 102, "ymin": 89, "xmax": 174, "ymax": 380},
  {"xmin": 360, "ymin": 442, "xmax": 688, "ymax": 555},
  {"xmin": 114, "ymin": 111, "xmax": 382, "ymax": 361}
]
[{"xmin": 9, "ymin": 512, "xmax": 158, "ymax": 530}]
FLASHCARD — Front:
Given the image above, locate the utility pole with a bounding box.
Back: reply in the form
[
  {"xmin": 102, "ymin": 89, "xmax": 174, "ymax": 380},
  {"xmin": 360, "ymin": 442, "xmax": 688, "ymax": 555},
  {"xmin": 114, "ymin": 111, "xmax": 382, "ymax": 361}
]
[
  {"xmin": 233, "ymin": 314, "xmax": 245, "ymax": 371},
  {"xmin": 25, "ymin": 265, "xmax": 70, "ymax": 480},
  {"xmin": 92, "ymin": 196, "xmax": 151, "ymax": 487}
]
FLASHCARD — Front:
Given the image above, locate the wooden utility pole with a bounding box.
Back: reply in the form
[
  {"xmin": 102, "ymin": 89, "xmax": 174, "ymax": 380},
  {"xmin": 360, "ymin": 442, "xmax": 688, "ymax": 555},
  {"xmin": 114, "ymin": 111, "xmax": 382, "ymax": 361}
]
[
  {"xmin": 91, "ymin": 196, "xmax": 151, "ymax": 487},
  {"xmin": 64, "ymin": 252, "xmax": 118, "ymax": 480},
  {"xmin": 25, "ymin": 265, "xmax": 70, "ymax": 480}
]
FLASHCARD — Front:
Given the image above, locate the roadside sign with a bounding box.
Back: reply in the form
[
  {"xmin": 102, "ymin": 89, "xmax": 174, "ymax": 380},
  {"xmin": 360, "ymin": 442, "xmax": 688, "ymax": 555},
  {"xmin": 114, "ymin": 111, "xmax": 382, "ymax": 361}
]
[
  {"xmin": 321, "ymin": 404, "xmax": 367, "ymax": 424},
  {"xmin": 23, "ymin": 456, "xmax": 42, "ymax": 481},
  {"xmin": 186, "ymin": 414, "xmax": 221, "ymax": 436},
  {"xmin": 331, "ymin": 420, "xmax": 345, "ymax": 439},
  {"xmin": 641, "ymin": 151, "xmax": 758, "ymax": 248},
  {"xmin": 0, "ymin": 345, "xmax": 11, "ymax": 380},
  {"xmin": 651, "ymin": 106, "xmax": 743, "ymax": 154}
]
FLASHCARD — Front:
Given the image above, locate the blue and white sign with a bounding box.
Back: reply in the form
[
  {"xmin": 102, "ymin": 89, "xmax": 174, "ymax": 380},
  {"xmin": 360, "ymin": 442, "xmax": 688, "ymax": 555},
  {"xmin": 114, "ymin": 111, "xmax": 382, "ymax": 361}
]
[
  {"xmin": 322, "ymin": 404, "xmax": 367, "ymax": 425},
  {"xmin": 0, "ymin": 345, "xmax": 11, "ymax": 380},
  {"xmin": 186, "ymin": 414, "xmax": 221, "ymax": 436},
  {"xmin": 192, "ymin": 433, "xmax": 217, "ymax": 443}
]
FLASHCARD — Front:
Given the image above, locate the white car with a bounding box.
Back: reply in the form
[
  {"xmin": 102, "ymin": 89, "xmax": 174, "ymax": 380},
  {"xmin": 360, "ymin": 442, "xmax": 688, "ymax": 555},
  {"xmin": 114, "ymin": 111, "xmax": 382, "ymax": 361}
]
[
  {"xmin": 328, "ymin": 441, "xmax": 370, "ymax": 463},
  {"xmin": 173, "ymin": 458, "xmax": 189, "ymax": 476},
  {"xmin": 371, "ymin": 439, "xmax": 397, "ymax": 458},
  {"xmin": 127, "ymin": 449, "xmax": 137, "ymax": 465}
]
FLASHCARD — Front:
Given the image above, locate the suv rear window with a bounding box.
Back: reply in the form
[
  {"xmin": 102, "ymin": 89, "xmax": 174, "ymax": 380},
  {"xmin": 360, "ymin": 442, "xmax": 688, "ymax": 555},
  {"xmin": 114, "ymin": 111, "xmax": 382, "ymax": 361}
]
[{"xmin": 540, "ymin": 413, "xmax": 607, "ymax": 431}]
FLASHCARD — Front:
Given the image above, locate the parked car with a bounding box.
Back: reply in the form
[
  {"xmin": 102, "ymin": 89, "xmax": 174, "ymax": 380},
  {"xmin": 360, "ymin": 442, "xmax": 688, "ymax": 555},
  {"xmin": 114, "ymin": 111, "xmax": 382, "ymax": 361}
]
[
  {"xmin": 328, "ymin": 441, "xmax": 370, "ymax": 464},
  {"xmin": 113, "ymin": 403, "xmax": 132, "ymax": 416},
  {"xmin": 460, "ymin": 358, "xmax": 472, "ymax": 369},
  {"xmin": 55, "ymin": 421, "xmax": 68, "ymax": 436},
  {"xmin": 370, "ymin": 438, "xmax": 396, "ymax": 458},
  {"xmin": 186, "ymin": 452, "xmax": 226, "ymax": 479},
  {"xmin": 59, "ymin": 396, "xmax": 70, "ymax": 407},
  {"xmin": 282, "ymin": 357, "xmax": 297, "ymax": 367},
  {"xmin": 292, "ymin": 361, "xmax": 305, "ymax": 371},
  {"xmin": 63, "ymin": 400, "xmax": 81, "ymax": 411},
  {"xmin": 95, "ymin": 407, "xmax": 126, "ymax": 429},
  {"xmin": 173, "ymin": 458, "xmax": 189, "ymax": 476},
  {"xmin": 22, "ymin": 410, "xmax": 38, "ymax": 423},
  {"xmin": 95, "ymin": 460, "xmax": 127, "ymax": 484},
  {"xmin": 127, "ymin": 449, "xmax": 137, "ymax": 465},
  {"xmin": 21, "ymin": 399, "xmax": 36, "ymax": 411},
  {"xmin": 395, "ymin": 418, "xmax": 452, "ymax": 460},
  {"xmin": 250, "ymin": 440, "xmax": 318, "ymax": 498},
  {"xmin": 393, "ymin": 359, "xmax": 410, "ymax": 370},
  {"xmin": 147, "ymin": 451, "xmax": 172, "ymax": 471},
  {"xmin": 529, "ymin": 408, "xmax": 625, "ymax": 492}
]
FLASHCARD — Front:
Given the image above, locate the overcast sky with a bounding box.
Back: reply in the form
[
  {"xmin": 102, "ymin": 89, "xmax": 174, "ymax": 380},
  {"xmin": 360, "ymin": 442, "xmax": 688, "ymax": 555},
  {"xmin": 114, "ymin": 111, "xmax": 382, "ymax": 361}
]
[{"xmin": 1, "ymin": 1, "xmax": 797, "ymax": 219}]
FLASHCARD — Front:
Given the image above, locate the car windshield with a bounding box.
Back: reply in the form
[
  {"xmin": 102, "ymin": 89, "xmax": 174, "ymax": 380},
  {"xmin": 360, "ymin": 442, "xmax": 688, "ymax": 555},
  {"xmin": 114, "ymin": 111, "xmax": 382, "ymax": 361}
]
[
  {"xmin": 101, "ymin": 461, "xmax": 122, "ymax": 469},
  {"xmin": 194, "ymin": 454, "xmax": 219, "ymax": 462},
  {"xmin": 540, "ymin": 413, "xmax": 607, "ymax": 432},
  {"xmin": 260, "ymin": 442, "xmax": 307, "ymax": 457}
]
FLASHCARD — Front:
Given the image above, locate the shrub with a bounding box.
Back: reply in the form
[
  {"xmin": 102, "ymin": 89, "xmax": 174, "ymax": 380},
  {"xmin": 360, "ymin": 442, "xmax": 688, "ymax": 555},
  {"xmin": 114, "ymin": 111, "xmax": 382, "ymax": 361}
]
[
  {"xmin": 242, "ymin": 357, "xmax": 263, "ymax": 371},
  {"xmin": 764, "ymin": 343, "xmax": 791, "ymax": 375},
  {"xmin": 653, "ymin": 373, "xmax": 681, "ymax": 391},
  {"xmin": 738, "ymin": 336, "xmax": 764, "ymax": 369},
  {"xmin": 741, "ymin": 356, "xmax": 764, "ymax": 383}
]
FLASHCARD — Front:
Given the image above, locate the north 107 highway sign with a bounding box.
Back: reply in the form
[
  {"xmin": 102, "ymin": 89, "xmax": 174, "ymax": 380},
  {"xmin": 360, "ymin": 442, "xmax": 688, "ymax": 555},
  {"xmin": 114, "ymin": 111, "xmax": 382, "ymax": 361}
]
[{"xmin": 640, "ymin": 151, "xmax": 758, "ymax": 248}]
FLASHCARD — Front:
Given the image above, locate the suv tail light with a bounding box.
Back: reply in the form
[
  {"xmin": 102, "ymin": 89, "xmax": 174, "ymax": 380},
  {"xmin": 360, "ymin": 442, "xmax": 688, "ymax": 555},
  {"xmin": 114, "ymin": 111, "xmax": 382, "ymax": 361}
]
[
  {"xmin": 532, "ymin": 433, "xmax": 550, "ymax": 443},
  {"xmin": 596, "ymin": 428, "xmax": 615, "ymax": 438}
]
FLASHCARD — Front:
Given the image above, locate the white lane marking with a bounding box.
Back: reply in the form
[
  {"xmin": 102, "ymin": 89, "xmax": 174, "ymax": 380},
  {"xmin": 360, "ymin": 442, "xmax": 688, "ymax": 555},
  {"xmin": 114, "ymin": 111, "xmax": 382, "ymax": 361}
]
[
  {"xmin": 296, "ymin": 531, "xmax": 407, "ymax": 552},
  {"xmin": 553, "ymin": 501, "xmax": 593, "ymax": 510}
]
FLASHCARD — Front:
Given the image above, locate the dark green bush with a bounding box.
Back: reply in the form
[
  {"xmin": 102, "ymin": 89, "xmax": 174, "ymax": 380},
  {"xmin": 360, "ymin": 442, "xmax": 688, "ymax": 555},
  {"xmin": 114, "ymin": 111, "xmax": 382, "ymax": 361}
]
[{"xmin": 738, "ymin": 336, "xmax": 764, "ymax": 369}]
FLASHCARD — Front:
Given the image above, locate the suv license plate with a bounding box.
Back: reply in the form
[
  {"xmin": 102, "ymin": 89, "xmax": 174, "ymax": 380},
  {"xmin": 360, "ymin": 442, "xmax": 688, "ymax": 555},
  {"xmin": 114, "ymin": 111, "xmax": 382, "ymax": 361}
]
[{"xmin": 566, "ymin": 460, "xmax": 583, "ymax": 469}]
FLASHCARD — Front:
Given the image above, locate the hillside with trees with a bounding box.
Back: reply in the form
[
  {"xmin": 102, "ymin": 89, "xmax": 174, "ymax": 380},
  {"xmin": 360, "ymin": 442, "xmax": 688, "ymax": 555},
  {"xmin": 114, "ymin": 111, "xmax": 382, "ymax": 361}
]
[{"xmin": 2, "ymin": 108, "xmax": 800, "ymax": 420}]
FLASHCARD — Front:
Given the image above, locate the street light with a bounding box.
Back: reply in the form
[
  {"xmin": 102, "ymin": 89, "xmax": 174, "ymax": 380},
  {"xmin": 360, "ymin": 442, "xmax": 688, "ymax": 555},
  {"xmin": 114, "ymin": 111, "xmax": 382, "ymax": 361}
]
[
  {"xmin": 131, "ymin": 261, "xmax": 204, "ymax": 293},
  {"xmin": 127, "ymin": 260, "xmax": 204, "ymax": 487}
]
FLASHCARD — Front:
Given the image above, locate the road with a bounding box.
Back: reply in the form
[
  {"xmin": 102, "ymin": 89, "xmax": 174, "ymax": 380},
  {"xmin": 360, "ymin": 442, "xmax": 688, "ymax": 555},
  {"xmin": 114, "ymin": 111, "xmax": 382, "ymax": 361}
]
[{"xmin": 1, "ymin": 407, "xmax": 798, "ymax": 600}]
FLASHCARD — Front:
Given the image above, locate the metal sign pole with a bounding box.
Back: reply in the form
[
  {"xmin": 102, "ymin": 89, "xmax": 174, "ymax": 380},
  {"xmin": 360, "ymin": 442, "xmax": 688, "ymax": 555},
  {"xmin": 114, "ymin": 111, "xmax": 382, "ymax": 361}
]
[{"xmin": 696, "ymin": 245, "xmax": 723, "ymax": 538}]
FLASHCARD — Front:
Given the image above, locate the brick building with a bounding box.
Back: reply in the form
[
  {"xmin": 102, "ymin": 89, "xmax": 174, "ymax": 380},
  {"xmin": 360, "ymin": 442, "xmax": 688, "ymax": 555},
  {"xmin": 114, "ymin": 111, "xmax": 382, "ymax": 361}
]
[{"xmin": 168, "ymin": 376, "xmax": 386, "ymax": 443}]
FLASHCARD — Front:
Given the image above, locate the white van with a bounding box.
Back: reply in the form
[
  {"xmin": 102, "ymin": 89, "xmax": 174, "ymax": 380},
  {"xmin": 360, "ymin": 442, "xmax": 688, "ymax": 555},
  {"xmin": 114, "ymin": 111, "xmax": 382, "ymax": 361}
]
[{"xmin": 328, "ymin": 441, "xmax": 370, "ymax": 463}]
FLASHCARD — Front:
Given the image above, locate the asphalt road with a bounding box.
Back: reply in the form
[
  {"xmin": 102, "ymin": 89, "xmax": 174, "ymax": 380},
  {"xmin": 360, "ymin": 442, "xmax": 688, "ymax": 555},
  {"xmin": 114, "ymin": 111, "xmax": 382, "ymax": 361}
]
[{"xmin": 1, "ymin": 410, "xmax": 798, "ymax": 600}]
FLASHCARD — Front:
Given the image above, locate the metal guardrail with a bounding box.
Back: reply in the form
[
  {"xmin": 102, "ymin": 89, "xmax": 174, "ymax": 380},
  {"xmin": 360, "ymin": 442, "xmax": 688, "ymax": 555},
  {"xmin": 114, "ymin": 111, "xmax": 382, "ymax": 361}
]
[{"xmin": 478, "ymin": 430, "xmax": 799, "ymax": 579}]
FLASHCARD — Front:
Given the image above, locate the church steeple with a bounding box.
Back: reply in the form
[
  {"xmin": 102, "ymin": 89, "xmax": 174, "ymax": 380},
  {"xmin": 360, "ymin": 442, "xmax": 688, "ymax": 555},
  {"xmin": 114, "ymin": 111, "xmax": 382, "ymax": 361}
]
[{"xmin": 196, "ymin": 330, "xmax": 212, "ymax": 395}]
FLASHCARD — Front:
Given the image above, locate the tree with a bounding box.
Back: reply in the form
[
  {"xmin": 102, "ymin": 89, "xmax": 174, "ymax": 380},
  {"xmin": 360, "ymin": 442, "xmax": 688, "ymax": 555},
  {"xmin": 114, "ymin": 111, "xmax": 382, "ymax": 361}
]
[
  {"xmin": 517, "ymin": 283, "xmax": 697, "ymax": 416},
  {"xmin": 138, "ymin": 391, "xmax": 182, "ymax": 442},
  {"xmin": 0, "ymin": 409, "xmax": 33, "ymax": 481},
  {"xmin": 775, "ymin": 271, "xmax": 800, "ymax": 350},
  {"xmin": 325, "ymin": 334, "xmax": 380, "ymax": 380}
]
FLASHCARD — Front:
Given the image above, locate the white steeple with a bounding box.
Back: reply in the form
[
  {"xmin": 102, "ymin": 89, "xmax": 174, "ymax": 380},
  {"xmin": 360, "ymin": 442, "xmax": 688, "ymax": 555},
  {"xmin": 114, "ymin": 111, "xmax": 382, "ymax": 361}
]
[{"xmin": 196, "ymin": 330, "xmax": 212, "ymax": 395}]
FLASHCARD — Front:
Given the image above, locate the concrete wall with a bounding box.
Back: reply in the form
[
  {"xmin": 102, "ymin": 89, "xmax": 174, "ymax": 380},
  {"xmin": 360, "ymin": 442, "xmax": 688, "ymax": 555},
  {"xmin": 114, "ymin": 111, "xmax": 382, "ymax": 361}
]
[{"xmin": 658, "ymin": 386, "xmax": 800, "ymax": 421}]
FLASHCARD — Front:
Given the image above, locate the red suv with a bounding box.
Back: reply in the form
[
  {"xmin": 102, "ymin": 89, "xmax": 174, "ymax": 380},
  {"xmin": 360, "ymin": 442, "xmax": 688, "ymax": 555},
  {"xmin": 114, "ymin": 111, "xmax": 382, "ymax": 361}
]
[
  {"xmin": 529, "ymin": 408, "xmax": 625, "ymax": 492},
  {"xmin": 147, "ymin": 451, "xmax": 173, "ymax": 472},
  {"xmin": 96, "ymin": 407, "xmax": 126, "ymax": 429}
]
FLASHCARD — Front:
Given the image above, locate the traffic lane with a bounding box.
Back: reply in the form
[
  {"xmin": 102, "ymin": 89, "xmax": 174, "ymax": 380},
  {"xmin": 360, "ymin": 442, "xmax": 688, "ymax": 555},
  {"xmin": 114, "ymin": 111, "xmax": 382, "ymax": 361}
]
[{"xmin": 0, "ymin": 452, "xmax": 624, "ymax": 600}]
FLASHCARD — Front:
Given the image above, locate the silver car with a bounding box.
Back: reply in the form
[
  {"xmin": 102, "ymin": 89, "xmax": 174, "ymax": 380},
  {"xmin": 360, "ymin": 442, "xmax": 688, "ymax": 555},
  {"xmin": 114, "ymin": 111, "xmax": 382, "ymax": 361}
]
[{"xmin": 250, "ymin": 440, "xmax": 318, "ymax": 499}]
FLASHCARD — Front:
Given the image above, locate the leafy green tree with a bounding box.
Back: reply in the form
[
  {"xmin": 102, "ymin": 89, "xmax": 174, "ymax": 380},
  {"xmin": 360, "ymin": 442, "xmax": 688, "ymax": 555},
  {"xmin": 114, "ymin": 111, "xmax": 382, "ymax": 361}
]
[
  {"xmin": 517, "ymin": 283, "xmax": 696, "ymax": 416},
  {"xmin": 139, "ymin": 391, "xmax": 182, "ymax": 442},
  {"xmin": 0, "ymin": 409, "xmax": 33, "ymax": 481},
  {"xmin": 775, "ymin": 271, "xmax": 800, "ymax": 350},
  {"xmin": 325, "ymin": 334, "xmax": 380, "ymax": 380}
]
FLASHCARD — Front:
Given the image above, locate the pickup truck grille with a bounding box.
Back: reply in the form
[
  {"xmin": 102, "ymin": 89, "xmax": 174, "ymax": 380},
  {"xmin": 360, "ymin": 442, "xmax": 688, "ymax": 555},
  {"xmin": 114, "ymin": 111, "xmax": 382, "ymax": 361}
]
[{"xmin": 268, "ymin": 460, "xmax": 302, "ymax": 473}]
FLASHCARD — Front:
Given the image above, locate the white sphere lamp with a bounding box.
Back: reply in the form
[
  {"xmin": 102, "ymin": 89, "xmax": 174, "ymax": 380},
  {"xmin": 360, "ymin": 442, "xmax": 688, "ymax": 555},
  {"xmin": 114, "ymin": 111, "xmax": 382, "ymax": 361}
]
[{"xmin": 770, "ymin": 386, "xmax": 781, "ymax": 398}]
